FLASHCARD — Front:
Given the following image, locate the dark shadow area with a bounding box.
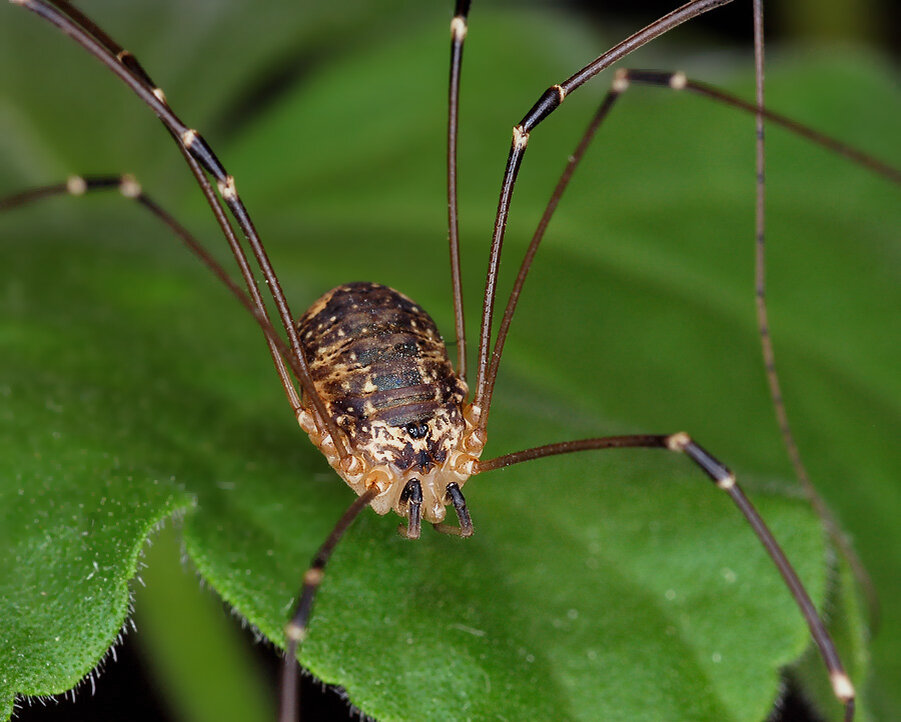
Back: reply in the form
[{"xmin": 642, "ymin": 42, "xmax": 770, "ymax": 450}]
[
  {"xmin": 12, "ymin": 633, "xmax": 170, "ymax": 722},
  {"xmin": 12, "ymin": 610, "xmax": 365, "ymax": 722},
  {"xmin": 771, "ymin": 675, "xmax": 827, "ymax": 722},
  {"xmin": 562, "ymin": 0, "xmax": 898, "ymax": 52}
]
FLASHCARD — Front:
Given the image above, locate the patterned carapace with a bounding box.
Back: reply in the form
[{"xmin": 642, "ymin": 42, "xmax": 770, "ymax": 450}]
[{"xmin": 295, "ymin": 282, "xmax": 484, "ymax": 523}]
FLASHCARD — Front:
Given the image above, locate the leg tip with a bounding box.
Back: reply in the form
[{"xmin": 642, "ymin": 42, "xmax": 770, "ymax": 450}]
[{"xmin": 397, "ymin": 523, "xmax": 420, "ymax": 540}]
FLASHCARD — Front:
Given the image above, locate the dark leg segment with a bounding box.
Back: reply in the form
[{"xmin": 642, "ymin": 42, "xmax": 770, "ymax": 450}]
[
  {"xmin": 280, "ymin": 487, "xmax": 379, "ymax": 722},
  {"xmin": 476, "ymin": 432, "xmax": 855, "ymax": 719},
  {"xmin": 0, "ymin": 175, "xmax": 109, "ymax": 209}
]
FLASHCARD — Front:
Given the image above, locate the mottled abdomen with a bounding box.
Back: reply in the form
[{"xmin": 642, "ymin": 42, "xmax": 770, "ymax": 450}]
[{"xmin": 297, "ymin": 282, "xmax": 468, "ymax": 478}]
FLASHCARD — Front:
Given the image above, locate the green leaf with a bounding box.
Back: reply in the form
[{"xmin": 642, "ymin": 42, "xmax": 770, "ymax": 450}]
[
  {"xmin": 134, "ymin": 524, "xmax": 274, "ymax": 722},
  {"xmin": 1, "ymin": 2, "xmax": 898, "ymax": 721}
]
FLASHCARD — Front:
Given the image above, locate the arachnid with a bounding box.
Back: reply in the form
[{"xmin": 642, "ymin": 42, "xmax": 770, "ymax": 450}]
[{"xmin": 1, "ymin": 1, "xmax": 899, "ymax": 721}]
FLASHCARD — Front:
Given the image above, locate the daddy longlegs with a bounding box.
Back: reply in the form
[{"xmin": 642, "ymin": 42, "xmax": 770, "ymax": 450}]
[{"xmin": 2, "ymin": 0, "xmax": 899, "ymax": 720}]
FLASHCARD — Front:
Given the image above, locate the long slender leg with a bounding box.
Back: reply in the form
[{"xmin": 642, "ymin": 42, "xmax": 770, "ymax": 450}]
[
  {"xmin": 1, "ymin": 174, "xmax": 381, "ymax": 721},
  {"xmin": 470, "ymin": 0, "xmax": 735, "ymax": 422},
  {"xmin": 0, "ymin": 175, "xmax": 307, "ymax": 410},
  {"xmin": 279, "ymin": 487, "xmax": 379, "ymax": 722},
  {"xmin": 13, "ymin": 0, "xmax": 350, "ymax": 459},
  {"xmin": 459, "ymin": 50, "xmax": 896, "ymax": 714},
  {"xmin": 25, "ymin": 0, "xmax": 303, "ymax": 417},
  {"xmin": 446, "ymin": 0, "xmax": 471, "ymax": 381},
  {"xmin": 616, "ymin": 71, "xmax": 900, "ymax": 183},
  {"xmin": 475, "ymin": 68, "xmax": 900, "ymax": 430},
  {"xmin": 464, "ymin": 16, "xmax": 895, "ymax": 618},
  {"xmin": 476, "ymin": 432, "xmax": 855, "ymax": 721},
  {"xmin": 469, "ymin": 0, "xmax": 901, "ymax": 431},
  {"xmin": 497, "ymin": 63, "xmax": 892, "ymax": 620},
  {"xmin": 754, "ymin": 0, "xmax": 875, "ymax": 636},
  {"xmin": 0, "ymin": 178, "xmax": 77, "ymax": 207},
  {"xmin": 481, "ymin": 90, "xmax": 619, "ymax": 414}
]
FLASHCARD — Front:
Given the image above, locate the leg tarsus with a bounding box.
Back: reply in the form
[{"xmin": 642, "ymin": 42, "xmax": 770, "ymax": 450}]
[{"xmin": 432, "ymin": 521, "xmax": 473, "ymax": 538}]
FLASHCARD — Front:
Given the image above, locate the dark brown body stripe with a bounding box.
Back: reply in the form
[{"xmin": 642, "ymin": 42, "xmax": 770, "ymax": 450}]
[{"xmin": 297, "ymin": 283, "xmax": 467, "ymax": 471}]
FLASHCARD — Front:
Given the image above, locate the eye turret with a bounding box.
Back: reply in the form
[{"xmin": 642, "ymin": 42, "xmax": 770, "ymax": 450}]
[{"xmin": 404, "ymin": 421, "xmax": 430, "ymax": 439}]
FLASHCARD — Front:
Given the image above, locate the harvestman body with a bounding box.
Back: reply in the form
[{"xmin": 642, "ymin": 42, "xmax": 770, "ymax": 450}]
[
  {"xmin": 295, "ymin": 281, "xmax": 482, "ymax": 530},
  {"xmin": 4, "ymin": 0, "xmax": 899, "ymax": 719}
]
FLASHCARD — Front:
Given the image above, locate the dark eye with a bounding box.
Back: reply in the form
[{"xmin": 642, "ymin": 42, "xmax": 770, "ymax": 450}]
[{"xmin": 404, "ymin": 421, "xmax": 429, "ymax": 439}]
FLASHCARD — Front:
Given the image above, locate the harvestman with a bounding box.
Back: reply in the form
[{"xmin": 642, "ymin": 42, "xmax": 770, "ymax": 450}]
[{"xmin": 3, "ymin": 0, "xmax": 899, "ymax": 720}]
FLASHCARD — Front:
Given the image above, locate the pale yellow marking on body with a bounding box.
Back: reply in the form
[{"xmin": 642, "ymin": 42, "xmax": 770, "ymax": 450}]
[
  {"xmin": 218, "ymin": 175, "xmax": 237, "ymax": 201},
  {"xmin": 553, "ymin": 83, "xmax": 566, "ymax": 102},
  {"xmin": 512, "ymin": 124, "xmax": 529, "ymax": 150},
  {"xmin": 152, "ymin": 87, "xmax": 167, "ymax": 103},
  {"xmin": 181, "ymin": 128, "xmax": 198, "ymax": 148},
  {"xmin": 670, "ymin": 71, "xmax": 687, "ymax": 90},
  {"xmin": 453, "ymin": 453, "xmax": 477, "ymax": 476},
  {"xmin": 296, "ymin": 409, "xmax": 316, "ymax": 434},
  {"xmin": 364, "ymin": 468, "xmax": 392, "ymax": 494},
  {"xmin": 612, "ymin": 68, "xmax": 630, "ymax": 93},
  {"xmin": 341, "ymin": 454, "xmax": 363, "ymax": 476},
  {"xmin": 830, "ymin": 671, "xmax": 855, "ymax": 701},
  {"xmin": 450, "ymin": 15, "xmax": 467, "ymax": 41},
  {"xmin": 464, "ymin": 428, "xmax": 487, "ymax": 452},
  {"xmin": 115, "ymin": 50, "xmax": 129, "ymax": 62},
  {"xmin": 9, "ymin": 0, "xmax": 29, "ymax": 7},
  {"xmin": 463, "ymin": 403, "xmax": 482, "ymax": 430},
  {"xmin": 66, "ymin": 175, "xmax": 87, "ymax": 196},
  {"xmin": 119, "ymin": 174, "xmax": 141, "ymax": 199}
]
